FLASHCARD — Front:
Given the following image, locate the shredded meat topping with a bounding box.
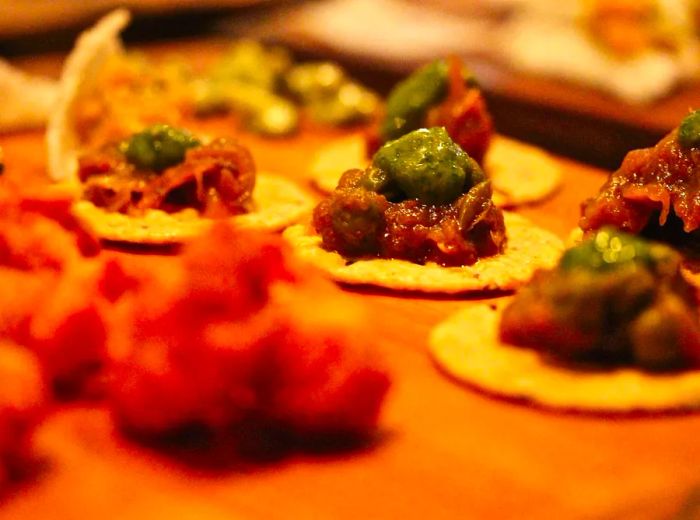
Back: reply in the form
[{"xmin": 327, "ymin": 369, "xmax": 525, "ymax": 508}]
[
  {"xmin": 79, "ymin": 138, "xmax": 256, "ymax": 217},
  {"xmin": 581, "ymin": 131, "xmax": 700, "ymax": 239}
]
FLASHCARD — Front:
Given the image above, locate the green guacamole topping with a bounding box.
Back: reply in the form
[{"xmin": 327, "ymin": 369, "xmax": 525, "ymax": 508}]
[
  {"xmin": 122, "ymin": 124, "xmax": 201, "ymax": 172},
  {"xmin": 560, "ymin": 227, "xmax": 671, "ymax": 273},
  {"xmin": 678, "ymin": 110, "xmax": 700, "ymax": 148},
  {"xmin": 371, "ymin": 127, "xmax": 484, "ymax": 205}
]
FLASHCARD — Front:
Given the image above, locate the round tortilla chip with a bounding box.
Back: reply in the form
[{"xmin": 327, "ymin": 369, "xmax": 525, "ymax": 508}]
[
  {"xmin": 430, "ymin": 304, "xmax": 700, "ymax": 412},
  {"xmin": 72, "ymin": 173, "xmax": 313, "ymax": 244},
  {"xmin": 309, "ymin": 134, "xmax": 562, "ymax": 207},
  {"xmin": 283, "ymin": 212, "xmax": 563, "ymax": 293},
  {"xmin": 47, "ymin": 9, "xmax": 130, "ymax": 182},
  {"xmin": 485, "ymin": 136, "xmax": 562, "ymax": 207},
  {"xmin": 310, "ymin": 134, "xmax": 368, "ymax": 194}
]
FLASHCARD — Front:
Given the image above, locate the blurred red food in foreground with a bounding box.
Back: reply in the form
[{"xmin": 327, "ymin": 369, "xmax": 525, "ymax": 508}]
[
  {"xmin": 107, "ymin": 223, "xmax": 391, "ymax": 439},
  {"xmin": 0, "ymin": 182, "xmax": 106, "ymax": 396},
  {"xmin": 0, "ymin": 342, "xmax": 44, "ymax": 487},
  {"xmin": 0, "ymin": 179, "xmax": 389, "ymax": 462}
]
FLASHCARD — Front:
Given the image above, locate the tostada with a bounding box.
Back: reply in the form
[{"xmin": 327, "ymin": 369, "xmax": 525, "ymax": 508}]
[
  {"xmin": 46, "ymin": 10, "xmax": 311, "ymax": 244},
  {"xmin": 285, "ymin": 127, "xmax": 563, "ymax": 293},
  {"xmin": 430, "ymin": 228, "xmax": 700, "ymax": 412}
]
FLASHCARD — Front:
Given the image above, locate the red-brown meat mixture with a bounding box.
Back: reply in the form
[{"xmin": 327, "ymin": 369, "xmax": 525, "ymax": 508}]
[
  {"xmin": 580, "ymin": 130, "xmax": 700, "ymax": 243},
  {"xmin": 79, "ymin": 138, "xmax": 256, "ymax": 217},
  {"xmin": 313, "ymin": 169, "xmax": 506, "ymax": 267}
]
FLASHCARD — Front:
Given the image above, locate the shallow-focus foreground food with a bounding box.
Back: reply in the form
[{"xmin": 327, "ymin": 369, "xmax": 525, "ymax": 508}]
[
  {"xmin": 430, "ymin": 228, "xmax": 700, "ymax": 412},
  {"xmin": 0, "ymin": 179, "xmax": 389, "ymax": 452},
  {"xmin": 0, "ymin": 181, "xmax": 106, "ymax": 396},
  {"xmin": 581, "ymin": 110, "xmax": 700, "ymax": 250},
  {"xmin": 310, "ymin": 58, "xmax": 561, "ymax": 207},
  {"xmin": 286, "ymin": 127, "xmax": 563, "ymax": 293},
  {"xmin": 107, "ymin": 223, "xmax": 390, "ymax": 439},
  {"xmin": 0, "ymin": 183, "xmax": 101, "ymax": 488},
  {"xmin": 72, "ymin": 124, "xmax": 311, "ymax": 243}
]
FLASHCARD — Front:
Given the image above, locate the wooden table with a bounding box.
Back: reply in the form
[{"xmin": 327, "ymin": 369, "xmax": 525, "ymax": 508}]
[{"xmin": 3, "ymin": 42, "xmax": 700, "ymax": 520}]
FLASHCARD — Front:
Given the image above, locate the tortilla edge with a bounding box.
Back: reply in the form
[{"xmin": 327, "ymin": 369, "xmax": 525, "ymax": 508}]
[
  {"xmin": 283, "ymin": 212, "xmax": 564, "ymax": 293},
  {"xmin": 71, "ymin": 173, "xmax": 313, "ymax": 244},
  {"xmin": 429, "ymin": 304, "xmax": 700, "ymax": 412}
]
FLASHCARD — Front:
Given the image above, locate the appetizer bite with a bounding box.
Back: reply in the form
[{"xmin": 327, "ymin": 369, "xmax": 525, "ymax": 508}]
[
  {"xmin": 47, "ymin": 10, "xmax": 312, "ymax": 244},
  {"xmin": 430, "ymin": 228, "xmax": 700, "ymax": 412},
  {"xmin": 0, "ymin": 177, "xmax": 389, "ymax": 446},
  {"xmin": 71, "ymin": 123, "xmax": 311, "ymax": 243},
  {"xmin": 310, "ymin": 57, "xmax": 561, "ymax": 207},
  {"xmin": 107, "ymin": 223, "xmax": 390, "ymax": 441},
  {"xmin": 368, "ymin": 57, "xmax": 491, "ymax": 162},
  {"xmin": 286, "ymin": 127, "xmax": 563, "ymax": 293},
  {"xmin": 581, "ymin": 109, "xmax": 700, "ymax": 251}
]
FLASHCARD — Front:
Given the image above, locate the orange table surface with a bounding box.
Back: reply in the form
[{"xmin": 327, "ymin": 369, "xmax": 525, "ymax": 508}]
[{"xmin": 2, "ymin": 41, "xmax": 700, "ymax": 520}]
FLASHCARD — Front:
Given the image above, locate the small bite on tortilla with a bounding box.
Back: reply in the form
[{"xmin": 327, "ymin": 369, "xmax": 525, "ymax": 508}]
[
  {"xmin": 429, "ymin": 304, "xmax": 700, "ymax": 412},
  {"xmin": 46, "ymin": 10, "xmax": 313, "ymax": 243},
  {"xmin": 283, "ymin": 212, "xmax": 563, "ymax": 293},
  {"xmin": 309, "ymin": 134, "xmax": 562, "ymax": 207},
  {"xmin": 72, "ymin": 173, "xmax": 313, "ymax": 244}
]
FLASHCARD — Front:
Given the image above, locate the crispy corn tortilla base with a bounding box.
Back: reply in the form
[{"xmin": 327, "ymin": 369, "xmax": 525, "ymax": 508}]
[
  {"xmin": 47, "ymin": 9, "xmax": 130, "ymax": 182},
  {"xmin": 430, "ymin": 304, "xmax": 700, "ymax": 412},
  {"xmin": 485, "ymin": 136, "xmax": 562, "ymax": 207},
  {"xmin": 283, "ymin": 212, "xmax": 563, "ymax": 293},
  {"xmin": 72, "ymin": 173, "xmax": 313, "ymax": 244},
  {"xmin": 309, "ymin": 135, "xmax": 562, "ymax": 207},
  {"xmin": 310, "ymin": 134, "xmax": 367, "ymax": 193}
]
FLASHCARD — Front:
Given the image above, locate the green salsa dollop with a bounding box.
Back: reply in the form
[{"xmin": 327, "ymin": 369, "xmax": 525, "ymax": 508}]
[
  {"xmin": 678, "ymin": 109, "xmax": 700, "ymax": 148},
  {"xmin": 371, "ymin": 127, "xmax": 484, "ymax": 205},
  {"xmin": 122, "ymin": 124, "xmax": 201, "ymax": 172}
]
